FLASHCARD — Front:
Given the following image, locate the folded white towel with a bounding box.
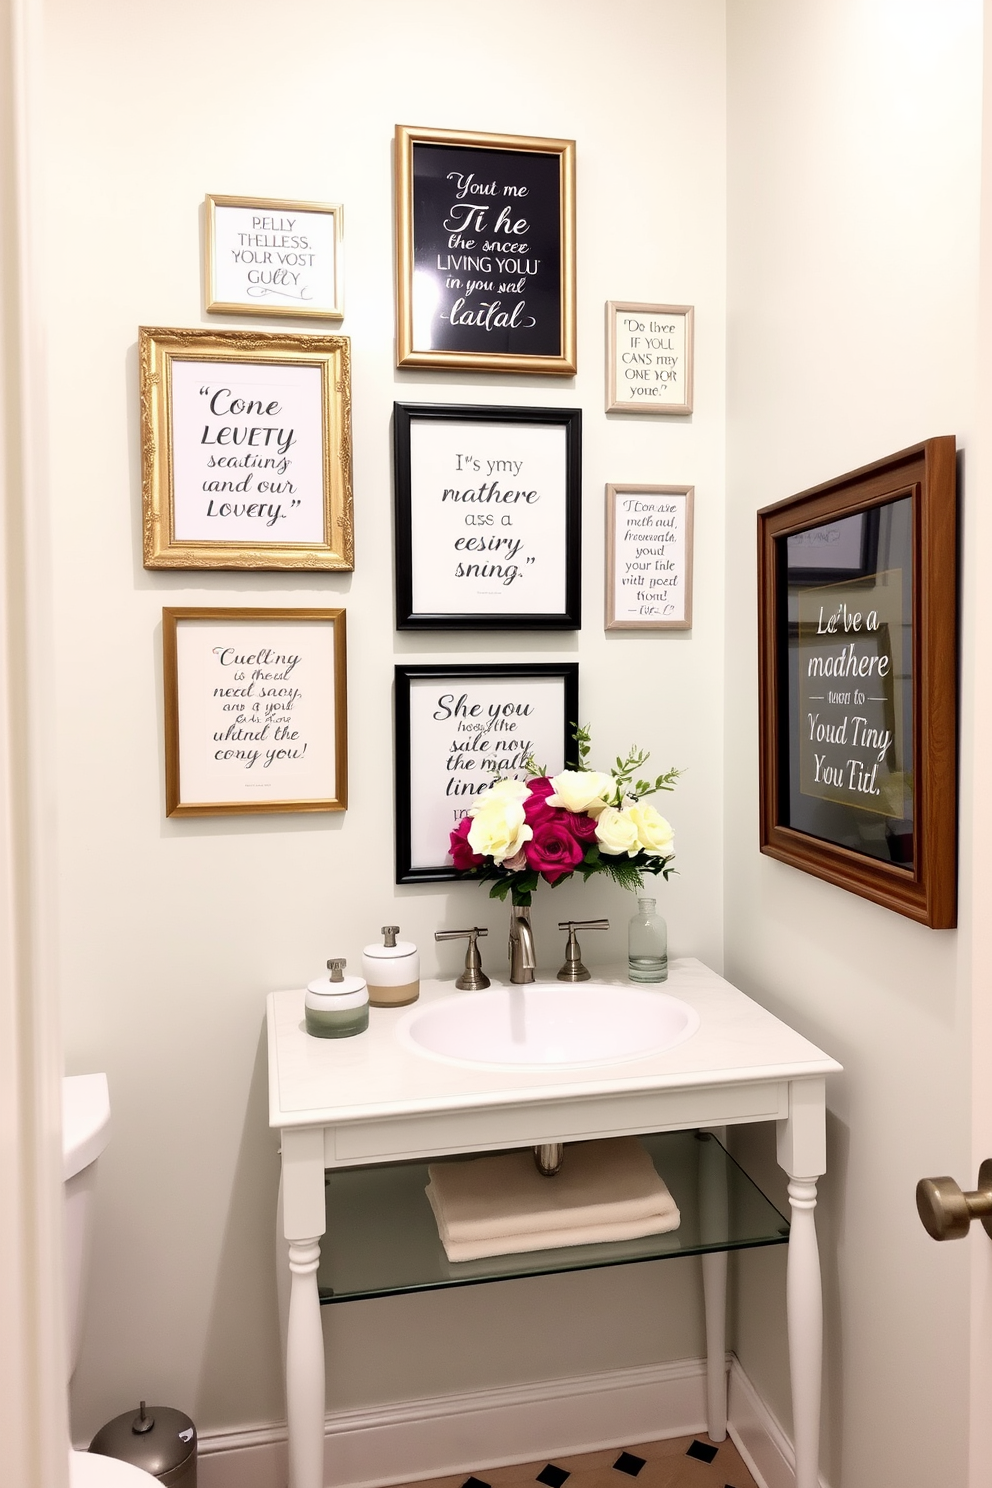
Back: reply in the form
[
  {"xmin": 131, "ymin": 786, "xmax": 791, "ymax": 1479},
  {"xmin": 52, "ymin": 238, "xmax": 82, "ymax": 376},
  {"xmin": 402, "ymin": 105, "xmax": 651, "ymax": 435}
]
[{"xmin": 426, "ymin": 1137, "xmax": 680, "ymax": 1262}]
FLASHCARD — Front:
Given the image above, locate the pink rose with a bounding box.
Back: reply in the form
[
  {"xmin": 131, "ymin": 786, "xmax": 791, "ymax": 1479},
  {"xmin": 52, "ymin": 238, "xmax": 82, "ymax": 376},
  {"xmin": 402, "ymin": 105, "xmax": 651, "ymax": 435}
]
[
  {"xmin": 449, "ymin": 816, "xmax": 483, "ymax": 870},
  {"xmin": 527, "ymin": 776, "xmax": 555, "ymax": 801},
  {"xmin": 564, "ymin": 810, "xmax": 598, "ymax": 842},
  {"xmin": 524, "ymin": 814, "xmax": 585, "ymax": 884}
]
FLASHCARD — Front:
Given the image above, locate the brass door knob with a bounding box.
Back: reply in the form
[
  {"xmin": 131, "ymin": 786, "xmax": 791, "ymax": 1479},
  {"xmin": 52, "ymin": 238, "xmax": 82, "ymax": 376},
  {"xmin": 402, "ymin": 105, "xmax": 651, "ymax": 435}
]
[{"xmin": 916, "ymin": 1160, "xmax": 992, "ymax": 1241}]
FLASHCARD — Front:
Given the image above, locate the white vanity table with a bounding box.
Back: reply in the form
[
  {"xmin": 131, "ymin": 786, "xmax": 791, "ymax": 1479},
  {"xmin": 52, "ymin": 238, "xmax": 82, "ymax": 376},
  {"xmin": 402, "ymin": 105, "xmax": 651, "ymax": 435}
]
[{"xmin": 267, "ymin": 958, "xmax": 841, "ymax": 1488}]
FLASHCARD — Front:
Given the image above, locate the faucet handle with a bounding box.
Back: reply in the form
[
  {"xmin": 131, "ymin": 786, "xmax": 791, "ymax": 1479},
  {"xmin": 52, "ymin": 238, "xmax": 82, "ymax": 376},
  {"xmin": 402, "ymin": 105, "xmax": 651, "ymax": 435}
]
[
  {"xmin": 556, "ymin": 919, "xmax": 609, "ymax": 982},
  {"xmin": 434, "ymin": 927, "xmax": 490, "ymax": 991}
]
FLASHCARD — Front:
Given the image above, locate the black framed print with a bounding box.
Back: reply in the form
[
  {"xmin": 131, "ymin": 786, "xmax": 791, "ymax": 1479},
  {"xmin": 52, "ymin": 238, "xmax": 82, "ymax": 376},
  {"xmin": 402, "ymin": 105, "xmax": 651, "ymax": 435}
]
[
  {"xmin": 394, "ymin": 403, "xmax": 582, "ymax": 630},
  {"xmin": 394, "ymin": 124, "xmax": 576, "ymax": 375},
  {"xmin": 394, "ymin": 662, "xmax": 579, "ymax": 884}
]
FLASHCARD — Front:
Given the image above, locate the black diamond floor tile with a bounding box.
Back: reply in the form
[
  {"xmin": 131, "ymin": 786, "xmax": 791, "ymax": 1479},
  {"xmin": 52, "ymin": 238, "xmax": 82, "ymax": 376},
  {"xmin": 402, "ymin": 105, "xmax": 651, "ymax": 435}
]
[
  {"xmin": 686, "ymin": 1440, "xmax": 719, "ymax": 1464},
  {"xmin": 462, "ymin": 1478, "xmax": 491, "ymax": 1488},
  {"xmin": 536, "ymin": 1467, "xmax": 570, "ymax": 1488},
  {"xmin": 612, "ymin": 1452, "xmax": 646, "ymax": 1477}
]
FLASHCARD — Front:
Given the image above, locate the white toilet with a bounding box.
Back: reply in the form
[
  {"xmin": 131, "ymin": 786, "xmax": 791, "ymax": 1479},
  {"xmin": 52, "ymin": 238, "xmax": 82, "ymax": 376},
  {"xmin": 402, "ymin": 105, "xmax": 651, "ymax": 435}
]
[{"xmin": 63, "ymin": 1074, "xmax": 158, "ymax": 1486}]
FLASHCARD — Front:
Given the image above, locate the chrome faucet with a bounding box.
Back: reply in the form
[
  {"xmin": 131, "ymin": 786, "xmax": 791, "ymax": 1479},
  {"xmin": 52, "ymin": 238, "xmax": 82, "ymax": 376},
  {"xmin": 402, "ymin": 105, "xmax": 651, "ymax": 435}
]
[{"xmin": 508, "ymin": 905, "xmax": 536, "ymax": 984}]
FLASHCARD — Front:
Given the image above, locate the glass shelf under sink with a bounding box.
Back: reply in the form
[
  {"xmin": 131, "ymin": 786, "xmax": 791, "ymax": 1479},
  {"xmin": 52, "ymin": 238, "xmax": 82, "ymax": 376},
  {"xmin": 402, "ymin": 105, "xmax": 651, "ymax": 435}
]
[{"xmin": 317, "ymin": 1130, "xmax": 789, "ymax": 1304}]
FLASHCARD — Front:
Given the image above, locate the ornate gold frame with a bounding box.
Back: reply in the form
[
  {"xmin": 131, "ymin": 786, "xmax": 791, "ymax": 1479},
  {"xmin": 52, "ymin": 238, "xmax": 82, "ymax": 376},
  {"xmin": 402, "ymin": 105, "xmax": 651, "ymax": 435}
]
[
  {"xmin": 394, "ymin": 124, "xmax": 576, "ymax": 375},
  {"xmin": 204, "ymin": 194, "xmax": 344, "ymax": 319},
  {"xmin": 163, "ymin": 606, "xmax": 348, "ymax": 816},
  {"xmin": 140, "ymin": 327, "xmax": 353, "ymax": 570}
]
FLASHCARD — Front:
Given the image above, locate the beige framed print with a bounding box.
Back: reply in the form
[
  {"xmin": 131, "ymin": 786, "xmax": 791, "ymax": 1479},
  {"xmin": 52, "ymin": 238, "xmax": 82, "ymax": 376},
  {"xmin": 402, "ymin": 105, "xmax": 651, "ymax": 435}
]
[
  {"xmin": 163, "ymin": 607, "xmax": 347, "ymax": 816},
  {"xmin": 140, "ymin": 327, "xmax": 353, "ymax": 571},
  {"xmin": 394, "ymin": 124, "xmax": 576, "ymax": 375},
  {"xmin": 605, "ymin": 484, "xmax": 693, "ymax": 630},
  {"xmin": 606, "ymin": 302, "xmax": 694, "ymax": 414},
  {"xmin": 205, "ymin": 195, "xmax": 344, "ymax": 319}
]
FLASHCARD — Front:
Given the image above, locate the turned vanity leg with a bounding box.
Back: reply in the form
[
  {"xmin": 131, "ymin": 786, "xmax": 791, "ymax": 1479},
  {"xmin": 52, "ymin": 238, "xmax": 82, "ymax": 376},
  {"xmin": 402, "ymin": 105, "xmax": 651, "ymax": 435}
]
[
  {"xmin": 778, "ymin": 1080, "xmax": 826, "ymax": 1488},
  {"xmin": 785, "ymin": 1176, "xmax": 822, "ymax": 1488},
  {"xmin": 697, "ymin": 1130, "xmax": 728, "ymax": 1440},
  {"xmin": 281, "ymin": 1128, "xmax": 327, "ymax": 1488}
]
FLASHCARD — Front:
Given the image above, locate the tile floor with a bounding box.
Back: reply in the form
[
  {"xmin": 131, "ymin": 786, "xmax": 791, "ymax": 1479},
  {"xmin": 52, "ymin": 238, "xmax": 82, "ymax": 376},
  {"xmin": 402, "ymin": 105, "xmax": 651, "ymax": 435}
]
[{"xmin": 394, "ymin": 1435, "xmax": 758, "ymax": 1488}]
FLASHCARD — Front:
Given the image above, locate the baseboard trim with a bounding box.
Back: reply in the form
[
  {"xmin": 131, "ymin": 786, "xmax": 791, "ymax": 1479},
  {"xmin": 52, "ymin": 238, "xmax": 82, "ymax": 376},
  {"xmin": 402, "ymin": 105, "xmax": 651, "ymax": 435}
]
[
  {"xmin": 196, "ymin": 1354, "xmax": 825, "ymax": 1488},
  {"xmin": 727, "ymin": 1358, "xmax": 832, "ymax": 1488}
]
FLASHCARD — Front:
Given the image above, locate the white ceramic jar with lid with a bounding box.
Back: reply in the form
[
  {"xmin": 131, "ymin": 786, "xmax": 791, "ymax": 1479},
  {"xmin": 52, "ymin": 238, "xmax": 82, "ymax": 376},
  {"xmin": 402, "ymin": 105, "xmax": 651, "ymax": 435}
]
[
  {"xmin": 362, "ymin": 925, "xmax": 420, "ymax": 1007},
  {"xmin": 305, "ymin": 958, "xmax": 369, "ymax": 1038}
]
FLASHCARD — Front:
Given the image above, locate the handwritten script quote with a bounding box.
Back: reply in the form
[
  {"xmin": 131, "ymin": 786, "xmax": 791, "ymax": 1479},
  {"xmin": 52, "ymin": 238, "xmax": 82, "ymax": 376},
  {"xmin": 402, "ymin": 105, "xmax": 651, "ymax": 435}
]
[
  {"xmin": 408, "ymin": 419, "xmax": 568, "ymax": 619},
  {"xmin": 175, "ymin": 620, "xmax": 337, "ymax": 807},
  {"xmin": 411, "ymin": 143, "xmax": 562, "ymax": 357},
  {"xmin": 406, "ymin": 676, "xmax": 568, "ymax": 870},
  {"xmin": 169, "ymin": 360, "xmax": 325, "ymax": 545},
  {"xmin": 610, "ymin": 489, "xmax": 690, "ymax": 627}
]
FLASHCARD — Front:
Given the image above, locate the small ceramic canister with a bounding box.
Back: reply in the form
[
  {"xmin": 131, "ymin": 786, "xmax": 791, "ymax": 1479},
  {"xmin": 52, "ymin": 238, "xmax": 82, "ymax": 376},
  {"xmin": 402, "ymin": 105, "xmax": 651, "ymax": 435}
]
[
  {"xmin": 305, "ymin": 958, "xmax": 369, "ymax": 1038},
  {"xmin": 362, "ymin": 925, "xmax": 420, "ymax": 1007}
]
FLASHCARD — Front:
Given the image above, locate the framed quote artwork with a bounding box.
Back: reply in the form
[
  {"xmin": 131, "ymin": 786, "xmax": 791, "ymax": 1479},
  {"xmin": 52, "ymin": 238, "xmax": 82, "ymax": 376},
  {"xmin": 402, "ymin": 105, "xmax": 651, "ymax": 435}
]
[
  {"xmin": 394, "ymin": 124, "xmax": 576, "ymax": 375},
  {"xmin": 605, "ymin": 302, "xmax": 693, "ymax": 415},
  {"xmin": 605, "ymin": 484, "xmax": 693, "ymax": 630},
  {"xmin": 205, "ymin": 195, "xmax": 344, "ymax": 319},
  {"xmin": 394, "ymin": 662, "xmax": 579, "ymax": 883},
  {"xmin": 757, "ymin": 437, "xmax": 957, "ymax": 927},
  {"xmin": 394, "ymin": 402, "xmax": 582, "ymax": 630},
  {"xmin": 163, "ymin": 607, "xmax": 347, "ymax": 816},
  {"xmin": 140, "ymin": 327, "xmax": 353, "ymax": 570}
]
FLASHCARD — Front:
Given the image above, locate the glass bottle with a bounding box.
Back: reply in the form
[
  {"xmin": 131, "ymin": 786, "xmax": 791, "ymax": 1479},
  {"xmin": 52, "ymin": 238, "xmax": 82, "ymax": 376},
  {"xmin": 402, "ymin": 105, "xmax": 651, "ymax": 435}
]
[{"xmin": 628, "ymin": 896, "xmax": 668, "ymax": 982}]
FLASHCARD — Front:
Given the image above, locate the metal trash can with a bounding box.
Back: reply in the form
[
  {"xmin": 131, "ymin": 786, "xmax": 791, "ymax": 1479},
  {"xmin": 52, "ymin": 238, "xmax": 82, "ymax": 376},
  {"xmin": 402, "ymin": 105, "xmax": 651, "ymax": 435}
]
[{"xmin": 89, "ymin": 1401, "xmax": 196, "ymax": 1487}]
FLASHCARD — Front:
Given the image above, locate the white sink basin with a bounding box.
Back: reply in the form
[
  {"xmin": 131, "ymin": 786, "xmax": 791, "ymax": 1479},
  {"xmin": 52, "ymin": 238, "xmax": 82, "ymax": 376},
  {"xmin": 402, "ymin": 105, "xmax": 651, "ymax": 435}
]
[{"xmin": 397, "ymin": 982, "xmax": 700, "ymax": 1070}]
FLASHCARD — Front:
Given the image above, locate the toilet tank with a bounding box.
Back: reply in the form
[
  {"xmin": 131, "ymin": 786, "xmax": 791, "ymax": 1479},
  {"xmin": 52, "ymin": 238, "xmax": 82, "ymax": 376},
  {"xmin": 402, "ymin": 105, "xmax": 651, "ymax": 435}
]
[{"xmin": 62, "ymin": 1074, "xmax": 111, "ymax": 1380}]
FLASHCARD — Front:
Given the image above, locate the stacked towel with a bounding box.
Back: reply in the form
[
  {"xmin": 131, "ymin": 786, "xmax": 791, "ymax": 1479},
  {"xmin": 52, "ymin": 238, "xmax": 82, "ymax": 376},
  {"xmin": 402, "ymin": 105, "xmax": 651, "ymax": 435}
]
[{"xmin": 426, "ymin": 1136, "xmax": 680, "ymax": 1261}]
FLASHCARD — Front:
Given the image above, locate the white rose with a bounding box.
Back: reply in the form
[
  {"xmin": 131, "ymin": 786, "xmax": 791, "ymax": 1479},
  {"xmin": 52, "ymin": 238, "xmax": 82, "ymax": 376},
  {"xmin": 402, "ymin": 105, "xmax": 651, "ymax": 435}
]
[
  {"xmin": 594, "ymin": 805, "xmax": 641, "ymax": 857},
  {"xmin": 468, "ymin": 798, "xmax": 533, "ymax": 864},
  {"xmin": 546, "ymin": 769, "xmax": 614, "ymax": 814},
  {"xmin": 469, "ymin": 777, "xmax": 529, "ymax": 814},
  {"xmin": 627, "ymin": 803, "xmax": 674, "ymax": 857}
]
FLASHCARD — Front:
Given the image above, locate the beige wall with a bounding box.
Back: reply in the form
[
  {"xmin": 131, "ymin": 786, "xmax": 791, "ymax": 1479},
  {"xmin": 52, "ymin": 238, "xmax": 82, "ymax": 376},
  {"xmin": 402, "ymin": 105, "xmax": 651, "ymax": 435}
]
[
  {"xmin": 725, "ymin": 3, "xmax": 983, "ymax": 1486},
  {"xmin": 48, "ymin": 0, "xmax": 729, "ymax": 1443}
]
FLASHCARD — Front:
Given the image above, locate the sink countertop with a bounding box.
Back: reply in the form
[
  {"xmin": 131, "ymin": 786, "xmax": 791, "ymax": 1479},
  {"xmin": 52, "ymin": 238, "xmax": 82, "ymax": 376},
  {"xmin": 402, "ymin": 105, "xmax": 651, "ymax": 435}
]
[{"xmin": 267, "ymin": 957, "xmax": 841, "ymax": 1131}]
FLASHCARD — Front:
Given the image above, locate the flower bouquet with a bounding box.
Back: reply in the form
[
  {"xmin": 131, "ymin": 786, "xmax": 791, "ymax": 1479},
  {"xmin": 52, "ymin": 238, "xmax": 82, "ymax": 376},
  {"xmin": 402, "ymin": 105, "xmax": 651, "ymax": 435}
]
[{"xmin": 448, "ymin": 725, "xmax": 680, "ymax": 906}]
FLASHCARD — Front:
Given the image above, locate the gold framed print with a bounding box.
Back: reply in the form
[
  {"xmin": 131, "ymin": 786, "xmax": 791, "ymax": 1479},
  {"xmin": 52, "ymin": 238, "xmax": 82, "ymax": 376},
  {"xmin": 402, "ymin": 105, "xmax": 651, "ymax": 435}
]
[
  {"xmin": 394, "ymin": 124, "xmax": 576, "ymax": 375},
  {"xmin": 606, "ymin": 302, "xmax": 694, "ymax": 414},
  {"xmin": 140, "ymin": 327, "xmax": 353, "ymax": 570},
  {"xmin": 205, "ymin": 195, "xmax": 344, "ymax": 319},
  {"xmin": 163, "ymin": 607, "xmax": 348, "ymax": 816}
]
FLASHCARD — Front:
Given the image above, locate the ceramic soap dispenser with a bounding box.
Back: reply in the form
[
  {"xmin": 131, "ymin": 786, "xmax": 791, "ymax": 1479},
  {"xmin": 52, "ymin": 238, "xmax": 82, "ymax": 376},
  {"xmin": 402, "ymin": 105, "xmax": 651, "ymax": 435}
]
[
  {"xmin": 305, "ymin": 958, "xmax": 370, "ymax": 1038},
  {"xmin": 362, "ymin": 925, "xmax": 420, "ymax": 1007}
]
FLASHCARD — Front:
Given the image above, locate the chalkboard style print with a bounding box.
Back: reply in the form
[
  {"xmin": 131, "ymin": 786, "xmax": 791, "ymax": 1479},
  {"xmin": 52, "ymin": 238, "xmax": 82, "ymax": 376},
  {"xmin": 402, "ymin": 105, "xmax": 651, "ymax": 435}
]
[
  {"xmin": 758, "ymin": 439, "xmax": 957, "ymax": 927},
  {"xmin": 394, "ymin": 403, "xmax": 582, "ymax": 630},
  {"xmin": 395, "ymin": 125, "xmax": 576, "ymax": 375}
]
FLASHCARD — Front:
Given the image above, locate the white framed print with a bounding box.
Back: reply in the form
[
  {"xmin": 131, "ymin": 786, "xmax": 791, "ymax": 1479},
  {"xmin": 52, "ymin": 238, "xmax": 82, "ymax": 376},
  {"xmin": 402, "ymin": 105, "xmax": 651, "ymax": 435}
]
[
  {"xmin": 140, "ymin": 327, "xmax": 353, "ymax": 571},
  {"xmin": 394, "ymin": 662, "xmax": 579, "ymax": 882},
  {"xmin": 605, "ymin": 302, "xmax": 694, "ymax": 415},
  {"xmin": 605, "ymin": 484, "xmax": 694, "ymax": 630},
  {"xmin": 393, "ymin": 403, "xmax": 582, "ymax": 630},
  {"xmin": 163, "ymin": 608, "xmax": 347, "ymax": 816},
  {"xmin": 205, "ymin": 195, "xmax": 344, "ymax": 319}
]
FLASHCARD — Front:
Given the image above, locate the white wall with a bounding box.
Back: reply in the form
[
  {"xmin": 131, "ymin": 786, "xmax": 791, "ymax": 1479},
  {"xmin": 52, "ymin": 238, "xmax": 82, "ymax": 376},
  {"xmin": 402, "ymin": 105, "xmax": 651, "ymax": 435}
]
[
  {"xmin": 725, "ymin": 4, "xmax": 982, "ymax": 1486},
  {"xmin": 45, "ymin": 0, "xmax": 728, "ymax": 1443}
]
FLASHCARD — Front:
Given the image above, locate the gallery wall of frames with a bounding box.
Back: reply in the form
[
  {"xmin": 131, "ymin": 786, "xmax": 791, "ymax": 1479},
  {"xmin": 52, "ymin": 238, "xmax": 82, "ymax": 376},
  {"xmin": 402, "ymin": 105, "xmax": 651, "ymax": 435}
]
[
  {"xmin": 144, "ymin": 128, "xmax": 698, "ymax": 860},
  {"xmin": 139, "ymin": 123, "xmax": 955, "ymax": 923}
]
